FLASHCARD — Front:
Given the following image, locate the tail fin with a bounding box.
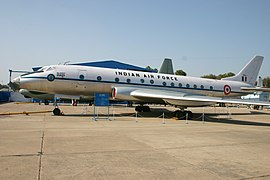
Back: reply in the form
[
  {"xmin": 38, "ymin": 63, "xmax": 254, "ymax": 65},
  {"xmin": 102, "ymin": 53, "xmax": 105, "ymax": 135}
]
[
  {"xmin": 222, "ymin": 56, "xmax": 264, "ymax": 86},
  {"xmin": 159, "ymin": 58, "xmax": 174, "ymax": 75}
]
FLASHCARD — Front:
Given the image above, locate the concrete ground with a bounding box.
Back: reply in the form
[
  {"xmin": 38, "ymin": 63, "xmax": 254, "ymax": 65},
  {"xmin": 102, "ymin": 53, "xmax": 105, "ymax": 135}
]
[{"xmin": 0, "ymin": 102, "xmax": 270, "ymax": 180}]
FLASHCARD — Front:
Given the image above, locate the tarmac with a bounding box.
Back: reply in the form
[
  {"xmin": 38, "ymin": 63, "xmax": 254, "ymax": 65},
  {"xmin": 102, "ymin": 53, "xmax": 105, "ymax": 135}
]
[{"xmin": 0, "ymin": 102, "xmax": 270, "ymax": 180}]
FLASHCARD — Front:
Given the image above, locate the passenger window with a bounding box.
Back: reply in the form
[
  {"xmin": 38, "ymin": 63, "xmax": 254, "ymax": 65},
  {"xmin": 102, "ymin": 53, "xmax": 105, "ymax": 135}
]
[
  {"xmin": 200, "ymin": 85, "xmax": 204, "ymax": 89},
  {"xmin": 186, "ymin": 84, "xmax": 190, "ymax": 88},
  {"xmin": 97, "ymin": 76, "xmax": 102, "ymax": 81},
  {"xmin": 163, "ymin": 82, "xmax": 167, "ymax": 86},
  {"xmin": 210, "ymin": 86, "xmax": 213, "ymax": 90},
  {"xmin": 140, "ymin": 79, "xmax": 145, "ymax": 83},
  {"xmin": 171, "ymin": 82, "xmax": 174, "ymax": 87},
  {"xmin": 79, "ymin": 75, "xmax": 84, "ymax": 80},
  {"xmin": 47, "ymin": 74, "xmax": 55, "ymax": 82},
  {"xmin": 127, "ymin": 79, "xmax": 131, "ymax": 83},
  {"xmin": 150, "ymin": 80, "xmax": 154, "ymax": 84},
  {"xmin": 178, "ymin": 83, "xmax": 182, "ymax": 87},
  {"xmin": 115, "ymin": 77, "xmax": 119, "ymax": 82},
  {"xmin": 193, "ymin": 84, "xmax": 197, "ymax": 89}
]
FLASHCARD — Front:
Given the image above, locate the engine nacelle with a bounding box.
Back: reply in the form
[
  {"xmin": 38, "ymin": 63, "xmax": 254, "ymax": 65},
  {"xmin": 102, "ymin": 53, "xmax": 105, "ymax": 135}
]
[{"xmin": 111, "ymin": 87, "xmax": 140, "ymax": 101}]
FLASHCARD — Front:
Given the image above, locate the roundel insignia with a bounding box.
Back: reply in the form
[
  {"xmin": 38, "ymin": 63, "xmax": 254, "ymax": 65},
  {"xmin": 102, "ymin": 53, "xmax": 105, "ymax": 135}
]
[
  {"xmin": 224, "ymin": 85, "xmax": 231, "ymax": 95},
  {"xmin": 47, "ymin": 74, "xmax": 55, "ymax": 82}
]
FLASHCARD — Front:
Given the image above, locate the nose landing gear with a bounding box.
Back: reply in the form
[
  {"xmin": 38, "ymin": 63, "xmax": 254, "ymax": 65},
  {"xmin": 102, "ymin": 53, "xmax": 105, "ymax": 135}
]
[
  {"xmin": 52, "ymin": 97, "xmax": 62, "ymax": 116},
  {"xmin": 53, "ymin": 107, "xmax": 61, "ymax": 116}
]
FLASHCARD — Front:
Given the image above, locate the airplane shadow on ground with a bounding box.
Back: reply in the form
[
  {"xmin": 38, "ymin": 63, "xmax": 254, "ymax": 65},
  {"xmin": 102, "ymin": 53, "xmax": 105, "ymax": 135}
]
[
  {"xmin": 205, "ymin": 110, "xmax": 270, "ymax": 116},
  {"xmin": 62, "ymin": 108, "xmax": 270, "ymax": 127},
  {"xmin": 190, "ymin": 113, "xmax": 270, "ymax": 127},
  {"xmin": 62, "ymin": 108, "xmax": 173, "ymax": 118}
]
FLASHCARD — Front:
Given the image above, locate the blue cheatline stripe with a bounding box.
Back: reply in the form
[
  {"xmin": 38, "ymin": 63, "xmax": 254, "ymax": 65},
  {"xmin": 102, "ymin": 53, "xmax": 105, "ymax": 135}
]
[{"xmin": 22, "ymin": 76, "xmax": 244, "ymax": 94}]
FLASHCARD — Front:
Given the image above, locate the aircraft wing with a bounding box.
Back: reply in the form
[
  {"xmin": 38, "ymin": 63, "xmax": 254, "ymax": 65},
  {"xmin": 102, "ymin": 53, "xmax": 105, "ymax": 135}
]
[
  {"xmin": 241, "ymin": 87, "xmax": 270, "ymax": 92},
  {"xmin": 130, "ymin": 89, "xmax": 270, "ymax": 106}
]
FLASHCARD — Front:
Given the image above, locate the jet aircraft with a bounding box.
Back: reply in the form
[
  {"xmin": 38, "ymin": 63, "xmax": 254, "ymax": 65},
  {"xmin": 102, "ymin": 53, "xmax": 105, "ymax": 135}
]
[{"xmin": 13, "ymin": 56, "xmax": 270, "ymax": 118}]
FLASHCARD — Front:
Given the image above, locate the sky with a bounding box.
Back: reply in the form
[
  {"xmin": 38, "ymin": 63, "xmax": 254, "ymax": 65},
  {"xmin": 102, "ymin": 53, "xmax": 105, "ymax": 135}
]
[{"xmin": 0, "ymin": 0, "xmax": 270, "ymax": 84}]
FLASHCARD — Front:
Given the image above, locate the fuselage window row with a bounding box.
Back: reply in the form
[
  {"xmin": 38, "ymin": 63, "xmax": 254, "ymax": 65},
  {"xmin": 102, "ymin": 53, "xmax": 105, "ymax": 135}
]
[{"xmin": 99, "ymin": 76, "xmax": 212, "ymax": 91}]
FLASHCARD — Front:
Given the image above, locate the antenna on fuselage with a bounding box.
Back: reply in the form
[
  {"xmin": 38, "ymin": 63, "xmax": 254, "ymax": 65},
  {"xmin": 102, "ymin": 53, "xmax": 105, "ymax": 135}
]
[{"xmin": 64, "ymin": 61, "xmax": 70, "ymax": 65}]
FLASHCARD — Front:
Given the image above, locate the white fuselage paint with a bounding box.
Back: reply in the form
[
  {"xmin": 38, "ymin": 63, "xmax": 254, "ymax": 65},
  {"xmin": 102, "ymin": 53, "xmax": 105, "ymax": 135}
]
[{"xmin": 18, "ymin": 65, "xmax": 252, "ymax": 105}]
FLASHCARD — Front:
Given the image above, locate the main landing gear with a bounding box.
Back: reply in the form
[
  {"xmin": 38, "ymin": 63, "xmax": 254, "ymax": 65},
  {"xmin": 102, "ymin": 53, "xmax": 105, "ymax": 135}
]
[
  {"xmin": 44, "ymin": 100, "xmax": 49, "ymax": 105},
  {"xmin": 174, "ymin": 110, "xmax": 193, "ymax": 120},
  {"xmin": 135, "ymin": 105, "xmax": 151, "ymax": 112}
]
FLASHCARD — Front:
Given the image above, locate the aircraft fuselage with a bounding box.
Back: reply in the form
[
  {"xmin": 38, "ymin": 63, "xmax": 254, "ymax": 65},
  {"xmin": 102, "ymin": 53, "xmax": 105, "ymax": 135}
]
[{"xmin": 16, "ymin": 64, "xmax": 251, "ymax": 106}]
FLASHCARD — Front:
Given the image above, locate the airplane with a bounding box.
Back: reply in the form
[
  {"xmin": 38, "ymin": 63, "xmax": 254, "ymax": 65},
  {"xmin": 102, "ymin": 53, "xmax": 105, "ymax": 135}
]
[{"xmin": 13, "ymin": 55, "xmax": 270, "ymax": 118}]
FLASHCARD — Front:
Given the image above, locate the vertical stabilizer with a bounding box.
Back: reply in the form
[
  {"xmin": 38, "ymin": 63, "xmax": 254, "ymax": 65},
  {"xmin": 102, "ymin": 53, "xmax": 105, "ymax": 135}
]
[
  {"xmin": 222, "ymin": 56, "xmax": 263, "ymax": 86},
  {"xmin": 159, "ymin": 58, "xmax": 174, "ymax": 75}
]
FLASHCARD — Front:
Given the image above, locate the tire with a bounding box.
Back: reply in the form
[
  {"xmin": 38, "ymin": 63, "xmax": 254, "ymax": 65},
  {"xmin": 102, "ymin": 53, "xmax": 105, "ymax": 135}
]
[
  {"xmin": 53, "ymin": 108, "xmax": 61, "ymax": 116},
  {"xmin": 44, "ymin": 100, "xmax": 49, "ymax": 105},
  {"xmin": 187, "ymin": 111, "xmax": 193, "ymax": 119},
  {"xmin": 135, "ymin": 106, "xmax": 142, "ymax": 112},
  {"xmin": 142, "ymin": 106, "xmax": 150, "ymax": 112},
  {"xmin": 175, "ymin": 110, "xmax": 193, "ymax": 120}
]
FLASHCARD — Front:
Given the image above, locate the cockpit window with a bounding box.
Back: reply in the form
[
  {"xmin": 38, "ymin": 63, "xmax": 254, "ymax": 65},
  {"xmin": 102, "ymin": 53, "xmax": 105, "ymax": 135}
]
[
  {"xmin": 21, "ymin": 66, "xmax": 55, "ymax": 77},
  {"xmin": 39, "ymin": 67, "xmax": 47, "ymax": 72},
  {"xmin": 39, "ymin": 66, "xmax": 54, "ymax": 72},
  {"xmin": 21, "ymin": 70, "xmax": 44, "ymax": 76},
  {"xmin": 46, "ymin": 67, "xmax": 53, "ymax": 71}
]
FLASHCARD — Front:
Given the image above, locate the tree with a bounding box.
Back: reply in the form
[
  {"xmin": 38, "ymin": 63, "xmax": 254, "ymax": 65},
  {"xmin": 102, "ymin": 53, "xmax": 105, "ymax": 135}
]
[
  {"xmin": 263, "ymin": 77, "xmax": 270, "ymax": 87},
  {"xmin": 217, "ymin": 72, "xmax": 235, "ymax": 79},
  {"xmin": 201, "ymin": 72, "xmax": 235, "ymax": 80},
  {"xmin": 201, "ymin": 74, "xmax": 218, "ymax": 79},
  {"xmin": 145, "ymin": 66, "xmax": 158, "ymax": 72},
  {"xmin": 175, "ymin": 69, "xmax": 187, "ymax": 76}
]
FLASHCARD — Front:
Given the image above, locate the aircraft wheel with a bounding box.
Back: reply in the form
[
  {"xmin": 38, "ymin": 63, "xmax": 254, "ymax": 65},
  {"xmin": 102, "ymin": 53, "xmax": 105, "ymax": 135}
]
[
  {"xmin": 187, "ymin": 111, "xmax": 193, "ymax": 119},
  {"xmin": 219, "ymin": 103, "xmax": 226, "ymax": 107},
  {"xmin": 175, "ymin": 110, "xmax": 193, "ymax": 120},
  {"xmin": 44, "ymin": 100, "xmax": 49, "ymax": 105},
  {"xmin": 174, "ymin": 110, "xmax": 181, "ymax": 117},
  {"xmin": 53, "ymin": 108, "xmax": 61, "ymax": 116},
  {"xmin": 176, "ymin": 111, "xmax": 185, "ymax": 120},
  {"xmin": 135, "ymin": 106, "xmax": 150, "ymax": 112},
  {"xmin": 135, "ymin": 106, "xmax": 143, "ymax": 112},
  {"xmin": 142, "ymin": 106, "xmax": 150, "ymax": 112},
  {"xmin": 174, "ymin": 110, "xmax": 184, "ymax": 119}
]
